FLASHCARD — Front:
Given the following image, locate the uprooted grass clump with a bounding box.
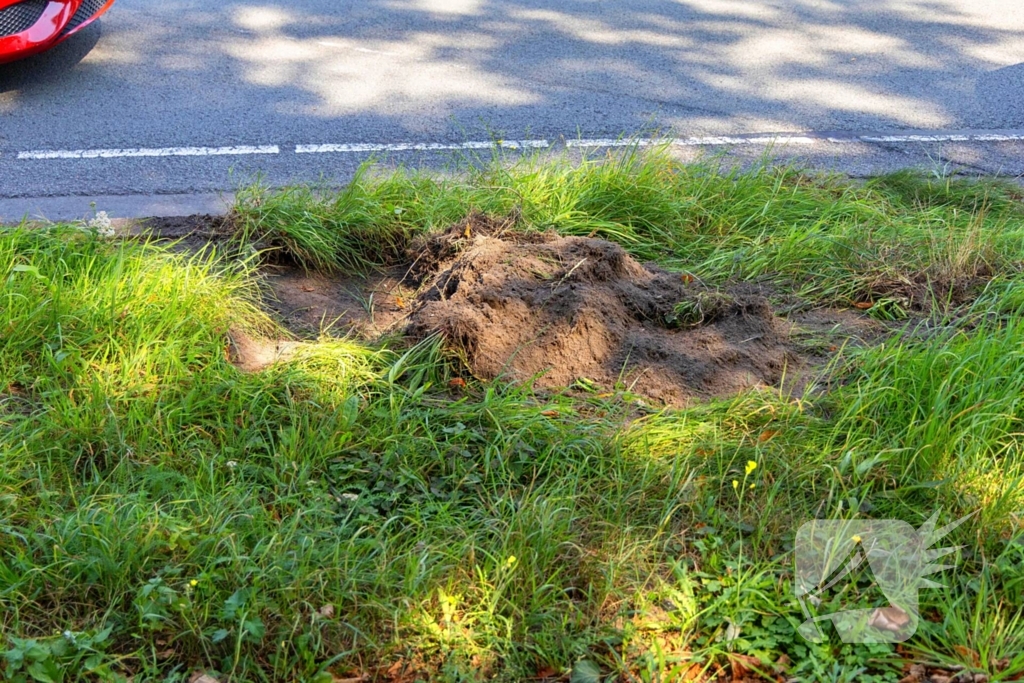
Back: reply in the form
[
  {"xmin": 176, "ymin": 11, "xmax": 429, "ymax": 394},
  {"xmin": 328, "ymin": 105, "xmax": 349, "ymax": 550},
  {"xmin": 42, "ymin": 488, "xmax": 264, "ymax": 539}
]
[
  {"xmin": 668, "ymin": 290, "xmax": 736, "ymax": 328},
  {"xmin": 3, "ymin": 153, "xmax": 1024, "ymax": 683}
]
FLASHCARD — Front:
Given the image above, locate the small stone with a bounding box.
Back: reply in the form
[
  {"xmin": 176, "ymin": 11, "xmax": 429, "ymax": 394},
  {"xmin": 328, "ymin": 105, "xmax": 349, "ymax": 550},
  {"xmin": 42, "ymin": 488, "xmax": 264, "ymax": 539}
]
[{"xmin": 189, "ymin": 674, "xmax": 221, "ymax": 683}]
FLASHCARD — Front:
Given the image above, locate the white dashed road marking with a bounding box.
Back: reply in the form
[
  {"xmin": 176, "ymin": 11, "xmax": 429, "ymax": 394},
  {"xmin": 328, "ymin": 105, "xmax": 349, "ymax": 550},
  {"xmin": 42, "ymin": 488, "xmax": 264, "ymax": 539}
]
[
  {"xmin": 852, "ymin": 133, "xmax": 1024, "ymax": 143},
  {"xmin": 566, "ymin": 135, "xmax": 820, "ymax": 147},
  {"xmin": 16, "ymin": 145, "xmax": 281, "ymax": 160},
  {"xmin": 295, "ymin": 140, "xmax": 551, "ymax": 154},
  {"xmin": 8, "ymin": 131, "xmax": 1024, "ymax": 161}
]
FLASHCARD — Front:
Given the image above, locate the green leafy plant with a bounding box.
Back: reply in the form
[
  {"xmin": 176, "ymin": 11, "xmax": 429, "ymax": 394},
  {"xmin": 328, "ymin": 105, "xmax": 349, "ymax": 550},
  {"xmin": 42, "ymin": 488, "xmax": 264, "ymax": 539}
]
[{"xmin": 3, "ymin": 629, "xmax": 120, "ymax": 683}]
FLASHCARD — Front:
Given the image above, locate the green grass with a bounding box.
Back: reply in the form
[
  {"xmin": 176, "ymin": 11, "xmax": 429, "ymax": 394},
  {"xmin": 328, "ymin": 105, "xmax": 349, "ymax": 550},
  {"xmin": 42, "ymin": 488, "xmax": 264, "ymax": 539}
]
[
  {"xmin": 236, "ymin": 148, "xmax": 1024, "ymax": 308},
  {"xmin": 3, "ymin": 152, "xmax": 1024, "ymax": 682}
]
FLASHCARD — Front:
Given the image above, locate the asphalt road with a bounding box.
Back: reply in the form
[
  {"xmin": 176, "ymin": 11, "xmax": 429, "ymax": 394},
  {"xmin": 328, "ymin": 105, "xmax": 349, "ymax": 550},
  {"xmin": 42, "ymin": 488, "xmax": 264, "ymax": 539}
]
[{"xmin": 2, "ymin": 0, "xmax": 1024, "ymax": 219}]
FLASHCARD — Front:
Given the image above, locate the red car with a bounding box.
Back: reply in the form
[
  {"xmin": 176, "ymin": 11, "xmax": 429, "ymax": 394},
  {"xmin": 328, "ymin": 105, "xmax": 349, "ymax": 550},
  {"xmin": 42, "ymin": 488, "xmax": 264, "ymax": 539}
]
[{"xmin": 0, "ymin": 0, "xmax": 114, "ymax": 64}]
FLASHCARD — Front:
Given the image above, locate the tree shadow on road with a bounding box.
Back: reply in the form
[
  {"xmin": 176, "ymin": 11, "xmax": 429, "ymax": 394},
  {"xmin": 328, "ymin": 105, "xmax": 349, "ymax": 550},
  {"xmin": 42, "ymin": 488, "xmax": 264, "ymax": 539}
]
[
  {"xmin": 6, "ymin": 0, "xmax": 1022, "ymax": 138},
  {"xmin": 1, "ymin": 0, "xmax": 1021, "ymax": 195}
]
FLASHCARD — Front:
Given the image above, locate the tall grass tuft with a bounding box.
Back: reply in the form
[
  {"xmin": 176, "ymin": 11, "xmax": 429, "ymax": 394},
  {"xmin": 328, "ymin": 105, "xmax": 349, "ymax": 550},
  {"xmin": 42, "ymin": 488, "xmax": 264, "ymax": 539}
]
[{"xmin": 233, "ymin": 149, "xmax": 1024, "ymax": 308}]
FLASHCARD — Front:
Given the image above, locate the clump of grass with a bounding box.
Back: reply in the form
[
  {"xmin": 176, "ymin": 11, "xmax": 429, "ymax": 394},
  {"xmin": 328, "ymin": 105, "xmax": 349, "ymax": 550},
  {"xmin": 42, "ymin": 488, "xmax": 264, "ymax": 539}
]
[
  {"xmin": 667, "ymin": 290, "xmax": 735, "ymax": 327},
  {"xmin": 232, "ymin": 169, "xmax": 416, "ymax": 273},
  {"xmin": 826, "ymin": 316, "xmax": 1024, "ymax": 526}
]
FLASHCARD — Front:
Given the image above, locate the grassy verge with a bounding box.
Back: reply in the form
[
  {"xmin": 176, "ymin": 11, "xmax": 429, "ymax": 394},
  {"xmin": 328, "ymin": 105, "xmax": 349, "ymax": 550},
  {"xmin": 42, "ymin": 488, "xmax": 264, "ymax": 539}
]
[{"xmin": 3, "ymin": 150, "xmax": 1024, "ymax": 682}]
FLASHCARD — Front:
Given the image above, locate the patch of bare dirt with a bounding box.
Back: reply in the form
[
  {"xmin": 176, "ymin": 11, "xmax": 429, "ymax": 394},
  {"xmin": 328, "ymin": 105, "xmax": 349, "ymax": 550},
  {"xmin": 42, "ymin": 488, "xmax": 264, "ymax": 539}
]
[
  {"xmin": 787, "ymin": 306, "xmax": 887, "ymax": 354},
  {"xmin": 262, "ymin": 267, "xmax": 416, "ymax": 338},
  {"xmin": 0, "ymin": 384, "xmax": 35, "ymax": 417},
  {"xmin": 227, "ymin": 328, "xmax": 304, "ymax": 373},
  {"xmin": 131, "ymin": 212, "xmax": 883, "ymax": 406},
  {"xmin": 403, "ymin": 218, "xmax": 798, "ymax": 406},
  {"xmin": 130, "ymin": 215, "xmax": 234, "ymax": 251}
]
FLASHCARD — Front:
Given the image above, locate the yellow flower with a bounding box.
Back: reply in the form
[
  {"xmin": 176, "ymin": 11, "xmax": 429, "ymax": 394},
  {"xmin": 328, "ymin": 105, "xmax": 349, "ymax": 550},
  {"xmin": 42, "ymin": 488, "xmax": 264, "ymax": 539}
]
[
  {"xmin": 189, "ymin": 579, "xmax": 198, "ymax": 587},
  {"xmin": 506, "ymin": 556, "xmax": 517, "ymax": 568},
  {"xmin": 732, "ymin": 480, "xmax": 739, "ymax": 490},
  {"xmin": 745, "ymin": 460, "xmax": 758, "ymax": 475},
  {"xmin": 852, "ymin": 535, "xmax": 862, "ymax": 544},
  {"xmin": 749, "ymin": 483, "xmax": 755, "ymax": 490}
]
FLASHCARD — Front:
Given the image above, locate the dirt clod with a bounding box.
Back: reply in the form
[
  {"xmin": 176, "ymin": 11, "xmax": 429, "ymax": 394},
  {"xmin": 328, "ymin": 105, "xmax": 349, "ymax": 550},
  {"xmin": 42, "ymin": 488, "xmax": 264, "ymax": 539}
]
[
  {"xmin": 405, "ymin": 229, "xmax": 796, "ymax": 406},
  {"xmin": 227, "ymin": 327, "xmax": 302, "ymax": 372}
]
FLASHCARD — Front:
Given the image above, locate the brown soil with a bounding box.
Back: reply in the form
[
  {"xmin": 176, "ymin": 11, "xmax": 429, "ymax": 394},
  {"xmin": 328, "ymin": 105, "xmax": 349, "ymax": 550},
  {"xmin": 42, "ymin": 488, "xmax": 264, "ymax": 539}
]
[
  {"xmin": 262, "ymin": 267, "xmax": 415, "ymax": 338},
  {"xmin": 130, "ymin": 215, "xmax": 234, "ymax": 251},
  {"xmin": 128, "ymin": 213, "xmax": 886, "ymax": 405},
  {"xmin": 403, "ymin": 217, "xmax": 799, "ymax": 406},
  {"xmin": 227, "ymin": 328, "xmax": 304, "ymax": 373}
]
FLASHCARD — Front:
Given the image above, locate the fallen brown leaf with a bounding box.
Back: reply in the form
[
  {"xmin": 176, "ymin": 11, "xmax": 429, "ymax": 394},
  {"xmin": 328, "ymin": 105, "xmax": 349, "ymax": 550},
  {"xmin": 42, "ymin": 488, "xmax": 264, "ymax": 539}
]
[
  {"xmin": 682, "ymin": 664, "xmax": 704, "ymax": 682},
  {"xmin": 897, "ymin": 663, "xmax": 926, "ymax": 683},
  {"xmin": 729, "ymin": 653, "xmax": 761, "ymax": 682},
  {"xmin": 954, "ymin": 644, "xmax": 980, "ymax": 667},
  {"xmin": 385, "ymin": 660, "xmax": 404, "ymax": 678}
]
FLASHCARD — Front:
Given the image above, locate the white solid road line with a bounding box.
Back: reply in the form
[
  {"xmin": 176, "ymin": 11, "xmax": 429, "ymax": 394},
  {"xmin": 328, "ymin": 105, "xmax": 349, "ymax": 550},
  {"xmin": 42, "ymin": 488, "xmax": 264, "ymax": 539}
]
[
  {"xmin": 10, "ymin": 133, "xmax": 1024, "ymax": 162},
  {"xmin": 678, "ymin": 135, "xmax": 819, "ymax": 145},
  {"xmin": 16, "ymin": 145, "xmax": 281, "ymax": 160}
]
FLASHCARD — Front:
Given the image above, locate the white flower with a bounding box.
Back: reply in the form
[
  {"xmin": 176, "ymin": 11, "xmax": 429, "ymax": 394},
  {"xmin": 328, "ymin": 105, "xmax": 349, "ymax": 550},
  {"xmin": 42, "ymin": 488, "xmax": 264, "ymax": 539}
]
[
  {"xmin": 86, "ymin": 211, "xmax": 115, "ymax": 238},
  {"xmin": 226, "ymin": 460, "xmax": 238, "ymax": 469},
  {"xmin": 340, "ymin": 493, "xmax": 359, "ymax": 502}
]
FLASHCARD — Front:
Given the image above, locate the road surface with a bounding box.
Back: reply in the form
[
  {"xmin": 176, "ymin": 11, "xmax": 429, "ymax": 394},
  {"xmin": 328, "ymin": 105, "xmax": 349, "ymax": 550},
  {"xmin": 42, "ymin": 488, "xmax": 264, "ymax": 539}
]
[{"xmin": 1, "ymin": 0, "xmax": 1023, "ymax": 219}]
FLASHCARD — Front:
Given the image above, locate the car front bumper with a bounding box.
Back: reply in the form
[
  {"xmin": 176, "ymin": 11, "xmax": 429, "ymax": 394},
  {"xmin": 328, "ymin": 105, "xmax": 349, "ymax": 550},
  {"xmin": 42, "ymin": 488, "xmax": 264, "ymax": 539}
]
[{"xmin": 0, "ymin": 0, "xmax": 114, "ymax": 64}]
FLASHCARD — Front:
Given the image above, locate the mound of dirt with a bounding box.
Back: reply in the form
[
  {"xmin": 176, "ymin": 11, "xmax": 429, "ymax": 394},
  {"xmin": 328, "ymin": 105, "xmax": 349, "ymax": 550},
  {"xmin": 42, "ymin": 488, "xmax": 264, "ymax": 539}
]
[{"xmin": 405, "ymin": 218, "xmax": 797, "ymax": 406}]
